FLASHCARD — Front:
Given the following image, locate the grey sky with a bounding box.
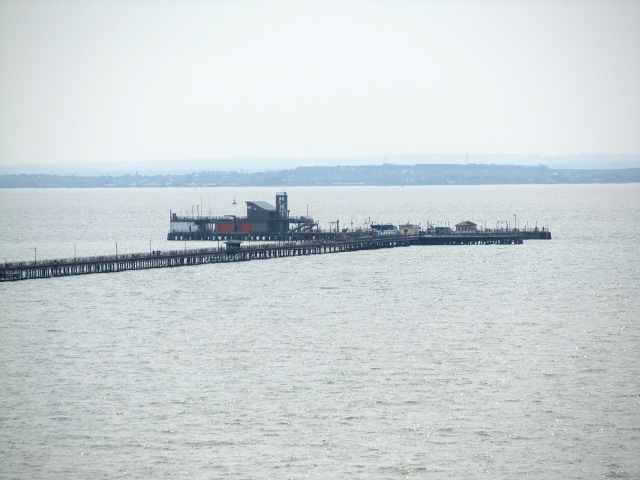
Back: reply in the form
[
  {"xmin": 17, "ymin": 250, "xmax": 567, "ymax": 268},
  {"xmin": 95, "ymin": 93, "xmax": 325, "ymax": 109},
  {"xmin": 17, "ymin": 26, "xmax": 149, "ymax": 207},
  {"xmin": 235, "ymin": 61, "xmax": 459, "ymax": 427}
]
[{"xmin": 0, "ymin": 0, "xmax": 638, "ymax": 168}]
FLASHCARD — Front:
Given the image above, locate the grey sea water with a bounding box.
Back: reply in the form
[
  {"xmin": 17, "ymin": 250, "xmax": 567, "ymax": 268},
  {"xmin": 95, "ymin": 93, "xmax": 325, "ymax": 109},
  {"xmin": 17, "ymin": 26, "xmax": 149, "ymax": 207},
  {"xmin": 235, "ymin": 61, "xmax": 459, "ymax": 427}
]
[{"xmin": 1, "ymin": 184, "xmax": 639, "ymax": 479}]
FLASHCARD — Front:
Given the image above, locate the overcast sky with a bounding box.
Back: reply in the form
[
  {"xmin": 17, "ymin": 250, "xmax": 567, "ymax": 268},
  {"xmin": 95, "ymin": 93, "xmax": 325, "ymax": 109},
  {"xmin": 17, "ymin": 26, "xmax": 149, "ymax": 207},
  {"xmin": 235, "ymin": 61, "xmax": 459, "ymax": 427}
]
[{"xmin": 0, "ymin": 0, "xmax": 638, "ymax": 169}]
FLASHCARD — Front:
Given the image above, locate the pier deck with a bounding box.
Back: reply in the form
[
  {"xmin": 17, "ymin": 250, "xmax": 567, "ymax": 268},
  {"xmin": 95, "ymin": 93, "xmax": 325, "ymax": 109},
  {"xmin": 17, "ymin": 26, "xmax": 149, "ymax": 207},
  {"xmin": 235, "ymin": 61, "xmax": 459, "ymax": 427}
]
[
  {"xmin": 167, "ymin": 231, "xmax": 339, "ymax": 242},
  {"xmin": 1, "ymin": 233, "xmax": 524, "ymax": 282},
  {"xmin": 166, "ymin": 229, "xmax": 551, "ymax": 242}
]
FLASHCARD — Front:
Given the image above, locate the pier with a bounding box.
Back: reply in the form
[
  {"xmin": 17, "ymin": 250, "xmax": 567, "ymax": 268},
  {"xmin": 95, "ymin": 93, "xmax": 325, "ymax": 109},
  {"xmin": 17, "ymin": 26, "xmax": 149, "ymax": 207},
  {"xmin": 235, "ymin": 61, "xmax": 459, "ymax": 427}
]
[{"xmin": 1, "ymin": 233, "xmax": 525, "ymax": 282}]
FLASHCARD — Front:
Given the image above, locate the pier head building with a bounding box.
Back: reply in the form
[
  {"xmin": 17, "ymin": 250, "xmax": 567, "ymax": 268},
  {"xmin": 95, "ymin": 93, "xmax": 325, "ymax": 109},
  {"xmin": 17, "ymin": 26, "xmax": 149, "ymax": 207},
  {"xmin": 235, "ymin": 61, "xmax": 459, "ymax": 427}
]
[{"xmin": 168, "ymin": 192, "xmax": 317, "ymax": 240}]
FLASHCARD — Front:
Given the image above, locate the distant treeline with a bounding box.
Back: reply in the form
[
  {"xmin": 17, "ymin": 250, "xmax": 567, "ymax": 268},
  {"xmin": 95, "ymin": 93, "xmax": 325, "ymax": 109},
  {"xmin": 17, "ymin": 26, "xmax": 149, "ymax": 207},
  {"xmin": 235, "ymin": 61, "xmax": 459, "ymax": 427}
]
[{"xmin": 1, "ymin": 163, "xmax": 639, "ymax": 188}]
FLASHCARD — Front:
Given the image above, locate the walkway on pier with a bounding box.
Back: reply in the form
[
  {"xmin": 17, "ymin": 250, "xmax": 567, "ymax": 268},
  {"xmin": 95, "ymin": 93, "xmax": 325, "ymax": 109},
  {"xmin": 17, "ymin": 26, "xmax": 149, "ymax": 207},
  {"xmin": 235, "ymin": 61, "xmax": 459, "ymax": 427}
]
[
  {"xmin": 1, "ymin": 233, "xmax": 523, "ymax": 282},
  {"xmin": 167, "ymin": 229, "xmax": 550, "ymax": 242},
  {"xmin": 167, "ymin": 231, "xmax": 340, "ymax": 242}
]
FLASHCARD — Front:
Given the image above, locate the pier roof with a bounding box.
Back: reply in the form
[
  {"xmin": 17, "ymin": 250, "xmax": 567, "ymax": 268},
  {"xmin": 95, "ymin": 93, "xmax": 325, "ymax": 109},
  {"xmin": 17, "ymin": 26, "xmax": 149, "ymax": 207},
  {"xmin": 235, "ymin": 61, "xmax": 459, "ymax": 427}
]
[
  {"xmin": 246, "ymin": 201, "xmax": 276, "ymax": 211},
  {"xmin": 455, "ymin": 220, "xmax": 477, "ymax": 227}
]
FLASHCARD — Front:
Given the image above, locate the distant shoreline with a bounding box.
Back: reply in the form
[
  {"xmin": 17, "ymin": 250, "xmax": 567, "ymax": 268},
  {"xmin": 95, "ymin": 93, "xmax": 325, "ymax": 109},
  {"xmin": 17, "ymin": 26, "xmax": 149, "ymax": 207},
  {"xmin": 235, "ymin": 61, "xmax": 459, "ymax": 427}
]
[{"xmin": 1, "ymin": 163, "xmax": 639, "ymax": 188}]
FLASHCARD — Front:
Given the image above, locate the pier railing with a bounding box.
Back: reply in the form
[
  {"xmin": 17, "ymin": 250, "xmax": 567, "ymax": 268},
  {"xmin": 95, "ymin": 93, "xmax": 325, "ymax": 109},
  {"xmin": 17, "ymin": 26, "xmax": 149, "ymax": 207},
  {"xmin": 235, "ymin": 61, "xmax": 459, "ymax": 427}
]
[{"xmin": 167, "ymin": 227, "xmax": 551, "ymax": 242}]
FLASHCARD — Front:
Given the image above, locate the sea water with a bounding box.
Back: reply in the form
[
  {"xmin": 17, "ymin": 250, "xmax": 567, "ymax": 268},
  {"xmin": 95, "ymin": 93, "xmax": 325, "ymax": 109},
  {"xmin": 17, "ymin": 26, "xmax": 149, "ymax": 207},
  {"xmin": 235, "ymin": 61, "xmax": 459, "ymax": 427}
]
[{"xmin": 0, "ymin": 184, "xmax": 638, "ymax": 479}]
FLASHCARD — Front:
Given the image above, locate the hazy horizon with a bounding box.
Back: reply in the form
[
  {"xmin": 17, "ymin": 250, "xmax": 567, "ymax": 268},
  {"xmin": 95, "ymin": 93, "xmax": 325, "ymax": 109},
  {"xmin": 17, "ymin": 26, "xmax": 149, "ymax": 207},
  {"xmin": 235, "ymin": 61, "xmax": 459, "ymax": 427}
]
[
  {"xmin": 1, "ymin": 1, "xmax": 639, "ymax": 170},
  {"xmin": 0, "ymin": 153, "xmax": 639, "ymax": 177}
]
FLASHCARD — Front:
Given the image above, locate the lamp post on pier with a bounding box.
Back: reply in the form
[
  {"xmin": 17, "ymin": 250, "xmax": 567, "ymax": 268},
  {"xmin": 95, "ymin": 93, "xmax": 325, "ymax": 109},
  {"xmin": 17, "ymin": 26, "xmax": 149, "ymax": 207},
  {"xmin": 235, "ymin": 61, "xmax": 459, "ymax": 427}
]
[
  {"xmin": 514, "ymin": 214, "xmax": 517, "ymax": 232},
  {"xmin": 34, "ymin": 247, "xmax": 37, "ymax": 263},
  {"xmin": 115, "ymin": 242, "xmax": 118, "ymax": 260}
]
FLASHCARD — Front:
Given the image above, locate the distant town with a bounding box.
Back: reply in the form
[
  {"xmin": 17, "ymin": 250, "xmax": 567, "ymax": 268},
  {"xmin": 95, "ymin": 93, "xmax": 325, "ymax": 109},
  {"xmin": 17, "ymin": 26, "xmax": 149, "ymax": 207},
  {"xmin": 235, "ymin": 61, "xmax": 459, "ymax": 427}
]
[{"xmin": 1, "ymin": 163, "xmax": 639, "ymax": 188}]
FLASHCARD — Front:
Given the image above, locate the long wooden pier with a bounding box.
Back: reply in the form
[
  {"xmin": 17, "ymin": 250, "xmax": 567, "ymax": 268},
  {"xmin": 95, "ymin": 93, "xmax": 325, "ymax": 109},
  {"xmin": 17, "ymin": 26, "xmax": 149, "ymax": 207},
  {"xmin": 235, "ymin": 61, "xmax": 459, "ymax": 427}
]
[{"xmin": 1, "ymin": 233, "xmax": 525, "ymax": 282}]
